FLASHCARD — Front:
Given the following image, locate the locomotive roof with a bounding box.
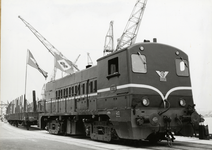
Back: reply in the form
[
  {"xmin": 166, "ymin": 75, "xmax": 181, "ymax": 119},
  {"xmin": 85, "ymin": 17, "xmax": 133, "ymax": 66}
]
[
  {"xmin": 47, "ymin": 64, "xmax": 97, "ymax": 84},
  {"xmin": 47, "ymin": 42, "xmax": 188, "ymax": 85},
  {"xmin": 97, "ymin": 42, "xmax": 188, "ymax": 62}
]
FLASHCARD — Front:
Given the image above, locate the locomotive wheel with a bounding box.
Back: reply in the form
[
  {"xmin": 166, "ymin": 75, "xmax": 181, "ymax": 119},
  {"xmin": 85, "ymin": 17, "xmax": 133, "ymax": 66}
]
[
  {"xmin": 15, "ymin": 121, "xmax": 18, "ymax": 127},
  {"xmin": 48, "ymin": 120, "xmax": 60, "ymax": 135},
  {"xmin": 149, "ymin": 138, "xmax": 160, "ymax": 144},
  {"xmin": 25, "ymin": 121, "xmax": 30, "ymax": 130},
  {"xmin": 147, "ymin": 134, "xmax": 161, "ymax": 144}
]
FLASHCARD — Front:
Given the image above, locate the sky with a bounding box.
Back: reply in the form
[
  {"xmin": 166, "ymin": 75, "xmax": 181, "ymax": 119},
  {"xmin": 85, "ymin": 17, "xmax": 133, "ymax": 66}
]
[{"xmin": 1, "ymin": 0, "xmax": 212, "ymax": 112}]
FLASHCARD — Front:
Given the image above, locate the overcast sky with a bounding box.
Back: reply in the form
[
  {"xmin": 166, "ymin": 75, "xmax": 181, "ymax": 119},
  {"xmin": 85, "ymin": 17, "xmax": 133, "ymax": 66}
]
[{"xmin": 1, "ymin": 0, "xmax": 212, "ymax": 112}]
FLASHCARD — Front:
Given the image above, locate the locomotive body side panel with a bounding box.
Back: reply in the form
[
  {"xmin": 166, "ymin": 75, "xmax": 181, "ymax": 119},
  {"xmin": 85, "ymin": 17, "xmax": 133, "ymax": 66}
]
[
  {"xmin": 44, "ymin": 66, "xmax": 97, "ymax": 115},
  {"xmin": 97, "ymin": 49, "xmax": 130, "ymax": 110}
]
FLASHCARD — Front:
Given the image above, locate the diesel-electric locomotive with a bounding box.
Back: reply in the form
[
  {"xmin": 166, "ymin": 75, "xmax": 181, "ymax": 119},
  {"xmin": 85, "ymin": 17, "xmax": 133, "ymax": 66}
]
[{"xmin": 38, "ymin": 41, "xmax": 201, "ymax": 144}]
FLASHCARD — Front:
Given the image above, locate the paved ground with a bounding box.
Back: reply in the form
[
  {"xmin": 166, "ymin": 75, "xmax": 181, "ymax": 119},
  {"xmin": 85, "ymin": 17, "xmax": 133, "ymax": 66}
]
[
  {"xmin": 0, "ymin": 121, "xmax": 95, "ymax": 150},
  {"xmin": 0, "ymin": 121, "xmax": 212, "ymax": 150}
]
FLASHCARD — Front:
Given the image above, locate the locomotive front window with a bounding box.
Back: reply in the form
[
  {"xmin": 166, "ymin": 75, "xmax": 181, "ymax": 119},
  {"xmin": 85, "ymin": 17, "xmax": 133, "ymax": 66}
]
[
  {"xmin": 131, "ymin": 53, "xmax": 147, "ymax": 73},
  {"xmin": 176, "ymin": 59, "xmax": 189, "ymax": 76}
]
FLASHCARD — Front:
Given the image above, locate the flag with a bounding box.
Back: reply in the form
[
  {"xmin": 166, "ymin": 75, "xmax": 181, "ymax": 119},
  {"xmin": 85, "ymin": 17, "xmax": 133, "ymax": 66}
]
[
  {"xmin": 27, "ymin": 50, "xmax": 48, "ymax": 79},
  {"xmin": 54, "ymin": 52, "xmax": 74, "ymax": 74}
]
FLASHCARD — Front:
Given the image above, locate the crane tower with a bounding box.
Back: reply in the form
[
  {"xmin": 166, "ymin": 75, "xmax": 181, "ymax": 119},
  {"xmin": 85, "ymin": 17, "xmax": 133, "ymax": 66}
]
[
  {"xmin": 86, "ymin": 53, "xmax": 93, "ymax": 68},
  {"xmin": 103, "ymin": 21, "xmax": 114, "ymax": 56},
  {"xmin": 116, "ymin": 0, "xmax": 147, "ymax": 51}
]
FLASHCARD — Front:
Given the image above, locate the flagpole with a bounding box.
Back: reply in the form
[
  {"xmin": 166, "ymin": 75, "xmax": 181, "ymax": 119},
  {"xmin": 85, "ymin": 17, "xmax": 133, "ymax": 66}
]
[{"xmin": 24, "ymin": 50, "xmax": 29, "ymax": 113}]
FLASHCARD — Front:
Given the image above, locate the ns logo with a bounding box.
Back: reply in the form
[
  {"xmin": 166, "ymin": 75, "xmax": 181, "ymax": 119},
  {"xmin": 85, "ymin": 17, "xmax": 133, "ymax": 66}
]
[{"xmin": 156, "ymin": 71, "xmax": 169, "ymax": 81}]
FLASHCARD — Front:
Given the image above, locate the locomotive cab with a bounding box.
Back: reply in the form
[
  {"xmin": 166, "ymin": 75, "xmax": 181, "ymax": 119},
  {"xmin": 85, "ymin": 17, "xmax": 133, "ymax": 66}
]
[{"xmin": 97, "ymin": 42, "xmax": 201, "ymax": 143}]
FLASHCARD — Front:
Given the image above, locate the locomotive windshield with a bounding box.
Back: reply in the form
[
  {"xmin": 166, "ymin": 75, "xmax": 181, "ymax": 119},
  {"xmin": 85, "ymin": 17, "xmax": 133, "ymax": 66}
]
[
  {"xmin": 131, "ymin": 53, "xmax": 147, "ymax": 73},
  {"xmin": 176, "ymin": 58, "xmax": 189, "ymax": 76}
]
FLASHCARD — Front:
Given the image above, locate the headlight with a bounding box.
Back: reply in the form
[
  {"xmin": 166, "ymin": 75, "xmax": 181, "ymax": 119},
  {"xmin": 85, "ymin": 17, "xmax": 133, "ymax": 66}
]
[
  {"xmin": 179, "ymin": 99, "xmax": 186, "ymax": 107},
  {"xmin": 142, "ymin": 97, "xmax": 150, "ymax": 106}
]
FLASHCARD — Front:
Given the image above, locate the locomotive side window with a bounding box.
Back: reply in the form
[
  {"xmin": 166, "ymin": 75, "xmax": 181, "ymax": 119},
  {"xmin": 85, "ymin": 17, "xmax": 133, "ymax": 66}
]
[
  {"xmin": 90, "ymin": 81, "xmax": 93, "ymax": 93},
  {"xmin": 75, "ymin": 86, "xmax": 77, "ymax": 96},
  {"xmin": 64, "ymin": 89, "xmax": 66, "ymax": 98},
  {"xmin": 108, "ymin": 57, "xmax": 119, "ymax": 75},
  {"xmin": 82, "ymin": 83, "xmax": 85, "ymax": 95},
  {"xmin": 94, "ymin": 80, "xmax": 97, "ymax": 92},
  {"xmin": 72, "ymin": 86, "xmax": 74, "ymax": 96},
  {"xmin": 78, "ymin": 84, "xmax": 81, "ymax": 95},
  {"xmin": 86, "ymin": 82, "xmax": 89, "ymax": 94},
  {"xmin": 176, "ymin": 59, "xmax": 189, "ymax": 76},
  {"xmin": 131, "ymin": 53, "xmax": 147, "ymax": 73},
  {"xmin": 66, "ymin": 88, "xmax": 68, "ymax": 98},
  {"xmin": 61, "ymin": 89, "xmax": 63, "ymax": 98},
  {"xmin": 69, "ymin": 87, "xmax": 71, "ymax": 97}
]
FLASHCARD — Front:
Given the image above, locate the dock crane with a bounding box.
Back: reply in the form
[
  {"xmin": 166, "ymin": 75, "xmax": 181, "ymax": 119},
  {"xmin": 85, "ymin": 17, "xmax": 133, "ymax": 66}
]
[
  {"xmin": 116, "ymin": 0, "xmax": 147, "ymax": 51},
  {"xmin": 74, "ymin": 54, "xmax": 81, "ymax": 68},
  {"xmin": 74, "ymin": 54, "xmax": 81, "ymax": 65},
  {"xmin": 103, "ymin": 21, "xmax": 114, "ymax": 56},
  {"xmin": 18, "ymin": 16, "xmax": 80, "ymax": 80},
  {"xmin": 86, "ymin": 53, "xmax": 93, "ymax": 68}
]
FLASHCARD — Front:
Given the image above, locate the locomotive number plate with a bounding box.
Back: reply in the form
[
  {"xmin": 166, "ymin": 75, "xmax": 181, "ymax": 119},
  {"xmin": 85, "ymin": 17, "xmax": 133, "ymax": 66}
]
[
  {"xmin": 116, "ymin": 111, "xmax": 120, "ymax": 117},
  {"xmin": 110, "ymin": 84, "xmax": 117, "ymax": 92}
]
